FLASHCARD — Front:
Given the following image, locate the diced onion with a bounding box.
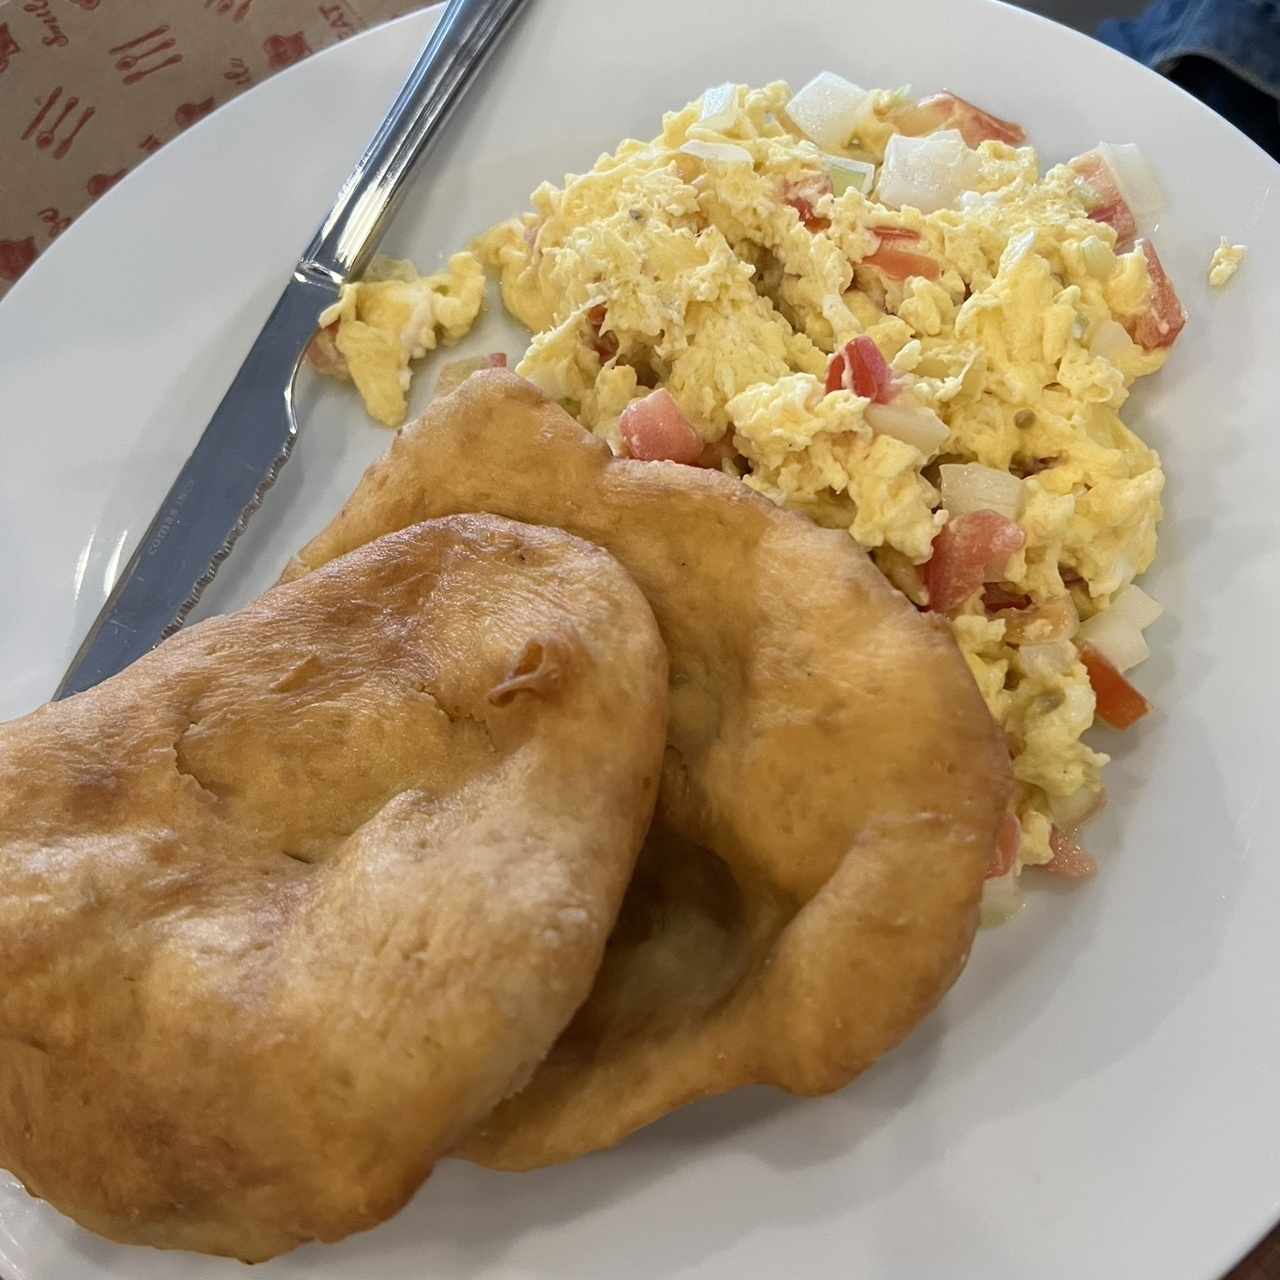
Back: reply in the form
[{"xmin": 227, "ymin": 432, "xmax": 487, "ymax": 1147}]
[
  {"xmin": 1002, "ymin": 229, "xmax": 1038, "ymax": 269},
  {"xmin": 787, "ymin": 72, "xmax": 868, "ymax": 152},
  {"xmin": 1049, "ymin": 785, "xmax": 1105, "ymax": 833},
  {"xmin": 1017, "ymin": 640, "xmax": 1078, "ymax": 680},
  {"xmin": 1096, "ymin": 141, "xmax": 1165, "ymax": 226},
  {"xmin": 865, "ymin": 400, "xmax": 949, "ymax": 454},
  {"xmin": 980, "ymin": 867, "xmax": 1022, "ymax": 927},
  {"xmin": 678, "ymin": 139, "xmax": 753, "ymax": 166},
  {"xmin": 1077, "ymin": 610, "xmax": 1150, "ymax": 672},
  {"xmin": 1106, "ymin": 583, "xmax": 1164, "ymax": 631},
  {"xmin": 940, "ymin": 463, "xmax": 1024, "ymax": 521},
  {"xmin": 1089, "ymin": 318, "xmax": 1135, "ymax": 362},
  {"xmin": 877, "ymin": 130, "xmax": 980, "ymax": 214},
  {"xmin": 827, "ymin": 154, "xmax": 877, "ymax": 196},
  {"xmin": 699, "ymin": 82, "xmax": 738, "ymax": 132}
]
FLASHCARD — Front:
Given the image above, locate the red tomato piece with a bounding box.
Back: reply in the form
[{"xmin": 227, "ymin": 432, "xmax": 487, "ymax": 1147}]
[
  {"xmin": 859, "ymin": 227, "xmax": 938, "ymax": 281},
  {"xmin": 825, "ymin": 335, "xmax": 897, "ymax": 401},
  {"xmin": 925, "ymin": 511, "xmax": 1026, "ymax": 614},
  {"xmin": 786, "ymin": 195, "xmax": 830, "ymax": 232},
  {"xmin": 894, "ymin": 90, "xmax": 1026, "ymax": 147},
  {"xmin": 983, "ymin": 583, "xmax": 1032, "ymax": 612},
  {"xmin": 695, "ymin": 436, "xmax": 741, "ymax": 470},
  {"xmin": 824, "ymin": 352, "xmax": 845, "ymax": 395},
  {"xmin": 1079, "ymin": 644, "xmax": 1152, "ymax": 729},
  {"xmin": 619, "ymin": 388, "xmax": 704, "ymax": 464},
  {"xmin": 871, "ymin": 226, "xmax": 922, "ymax": 245},
  {"xmin": 586, "ymin": 304, "xmax": 618, "ymax": 361},
  {"xmin": 1125, "ymin": 239, "xmax": 1187, "ymax": 351},
  {"xmin": 860, "ymin": 245, "xmax": 941, "ymax": 281},
  {"xmin": 784, "ymin": 174, "xmax": 834, "ymax": 232},
  {"xmin": 1068, "ymin": 150, "xmax": 1138, "ymax": 251},
  {"xmin": 1043, "ymin": 826, "xmax": 1098, "ymax": 879}
]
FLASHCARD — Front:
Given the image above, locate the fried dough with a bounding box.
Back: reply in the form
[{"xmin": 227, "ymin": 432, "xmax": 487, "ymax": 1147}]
[
  {"xmin": 285, "ymin": 370, "xmax": 1013, "ymax": 1169},
  {"xmin": 0, "ymin": 515, "xmax": 667, "ymax": 1259}
]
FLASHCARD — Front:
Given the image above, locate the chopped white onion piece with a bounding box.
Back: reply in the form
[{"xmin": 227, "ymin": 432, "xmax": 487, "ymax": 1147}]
[
  {"xmin": 1078, "ymin": 610, "xmax": 1150, "ymax": 672},
  {"xmin": 877, "ymin": 130, "xmax": 980, "ymax": 214},
  {"xmin": 1050, "ymin": 785, "xmax": 1105, "ymax": 833},
  {"xmin": 939, "ymin": 463, "xmax": 1025, "ymax": 522},
  {"xmin": 827, "ymin": 154, "xmax": 877, "ymax": 196},
  {"xmin": 1017, "ymin": 640, "xmax": 1078, "ymax": 681},
  {"xmin": 1106, "ymin": 583, "xmax": 1164, "ymax": 631},
  {"xmin": 1089, "ymin": 318, "xmax": 1134, "ymax": 362},
  {"xmin": 865, "ymin": 400, "xmax": 949, "ymax": 455},
  {"xmin": 699, "ymin": 82, "xmax": 738, "ymax": 132},
  {"xmin": 1002, "ymin": 229, "xmax": 1039, "ymax": 269},
  {"xmin": 980, "ymin": 867, "xmax": 1022, "ymax": 927},
  {"xmin": 675, "ymin": 140, "xmax": 752, "ymax": 167},
  {"xmin": 678, "ymin": 139, "xmax": 753, "ymax": 166},
  {"xmin": 1096, "ymin": 141, "xmax": 1165, "ymax": 226},
  {"xmin": 787, "ymin": 72, "xmax": 868, "ymax": 152}
]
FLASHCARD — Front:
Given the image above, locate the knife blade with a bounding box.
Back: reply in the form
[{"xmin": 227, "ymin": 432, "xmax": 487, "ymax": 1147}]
[
  {"xmin": 52, "ymin": 273, "xmax": 330, "ymax": 700},
  {"xmin": 54, "ymin": 0, "xmax": 531, "ymax": 700}
]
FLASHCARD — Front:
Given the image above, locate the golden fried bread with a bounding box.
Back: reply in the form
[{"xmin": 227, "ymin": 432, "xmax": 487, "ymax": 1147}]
[
  {"xmin": 0, "ymin": 515, "xmax": 666, "ymax": 1259},
  {"xmin": 285, "ymin": 371, "xmax": 1013, "ymax": 1169}
]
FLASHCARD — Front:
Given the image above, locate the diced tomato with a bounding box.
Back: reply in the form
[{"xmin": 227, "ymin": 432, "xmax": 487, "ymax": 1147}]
[
  {"xmin": 894, "ymin": 90, "xmax": 1026, "ymax": 148},
  {"xmin": 825, "ymin": 335, "xmax": 897, "ymax": 401},
  {"xmin": 1125, "ymin": 239, "xmax": 1187, "ymax": 351},
  {"xmin": 858, "ymin": 226, "xmax": 940, "ymax": 281},
  {"xmin": 988, "ymin": 813, "xmax": 1021, "ymax": 879},
  {"xmin": 787, "ymin": 196, "xmax": 829, "ymax": 232},
  {"xmin": 695, "ymin": 436, "xmax": 741, "ymax": 470},
  {"xmin": 1042, "ymin": 825, "xmax": 1098, "ymax": 879},
  {"xmin": 619, "ymin": 388, "xmax": 704, "ymax": 464},
  {"xmin": 871, "ymin": 226, "xmax": 922, "ymax": 245},
  {"xmin": 925, "ymin": 510, "xmax": 1026, "ymax": 614},
  {"xmin": 860, "ymin": 245, "xmax": 941, "ymax": 282},
  {"xmin": 1091, "ymin": 198, "xmax": 1138, "ymax": 250},
  {"xmin": 784, "ymin": 174, "xmax": 833, "ymax": 232},
  {"xmin": 1079, "ymin": 643, "xmax": 1152, "ymax": 729},
  {"xmin": 587, "ymin": 304, "xmax": 619, "ymax": 361},
  {"xmin": 983, "ymin": 583, "xmax": 1032, "ymax": 612},
  {"xmin": 1068, "ymin": 150, "xmax": 1137, "ymax": 251}
]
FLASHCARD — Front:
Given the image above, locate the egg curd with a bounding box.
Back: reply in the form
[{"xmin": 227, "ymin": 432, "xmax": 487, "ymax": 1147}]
[
  {"xmin": 315, "ymin": 76, "xmax": 1192, "ymax": 918},
  {"xmin": 313, "ymin": 252, "xmax": 485, "ymax": 427},
  {"xmin": 1208, "ymin": 237, "xmax": 1246, "ymax": 288}
]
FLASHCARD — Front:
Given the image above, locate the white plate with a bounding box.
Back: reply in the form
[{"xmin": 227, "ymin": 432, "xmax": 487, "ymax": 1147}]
[{"xmin": 2, "ymin": 2, "xmax": 1278, "ymax": 1276}]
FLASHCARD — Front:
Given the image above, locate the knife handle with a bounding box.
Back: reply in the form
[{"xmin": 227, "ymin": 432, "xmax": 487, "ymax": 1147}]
[{"xmin": 300, "ymin": 0, "xmax": 532, "ymax": 286}]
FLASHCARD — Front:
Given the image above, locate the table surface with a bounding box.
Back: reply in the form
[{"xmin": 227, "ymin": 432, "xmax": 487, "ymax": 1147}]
[{"xmin": 0, "ymin": 0, "xmax": 1275, "ymax": 1274}]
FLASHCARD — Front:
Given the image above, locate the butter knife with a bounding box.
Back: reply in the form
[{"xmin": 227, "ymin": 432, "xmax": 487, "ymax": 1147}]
[{"xmin": 53, "ymin": 0, "xmax": 531, "ymax": 700}]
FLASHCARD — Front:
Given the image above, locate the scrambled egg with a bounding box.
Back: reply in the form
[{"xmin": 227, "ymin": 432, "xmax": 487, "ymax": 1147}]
[
  {"xmin": 1208, "ymin": 237, "xmax": 1246, "ymax": 288},
  {"xmin": 315, "ymin": 252, "xmax": 485, "ymax": 426},
  {"xmin": 318, "ymin": 79, "xmax": 1183, "ymax": 896}
]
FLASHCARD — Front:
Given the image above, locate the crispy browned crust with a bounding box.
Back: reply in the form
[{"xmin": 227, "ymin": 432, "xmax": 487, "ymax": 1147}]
[
  {"xmin": 285, "ymin": 370, "xmax": 1013, "ymax": 1170},
  {"xmin": 0, "ymin": 514, "xmax": 667, "ymax": 1258}
]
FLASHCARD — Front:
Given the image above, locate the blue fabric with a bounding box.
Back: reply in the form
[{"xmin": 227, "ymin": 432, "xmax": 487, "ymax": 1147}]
[{"xmin": 1098, "ymin": 0, "xmax": 1280, "ymax": 158}]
